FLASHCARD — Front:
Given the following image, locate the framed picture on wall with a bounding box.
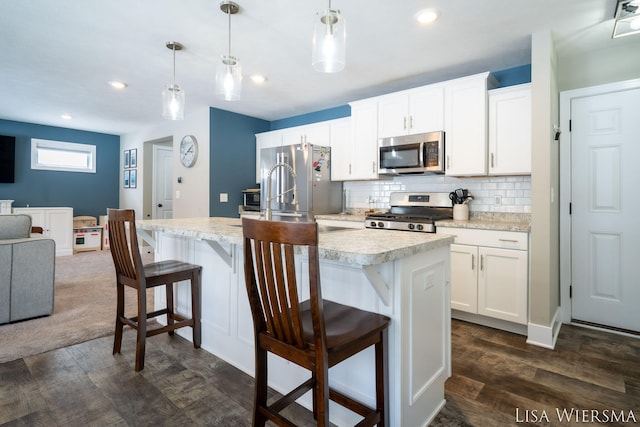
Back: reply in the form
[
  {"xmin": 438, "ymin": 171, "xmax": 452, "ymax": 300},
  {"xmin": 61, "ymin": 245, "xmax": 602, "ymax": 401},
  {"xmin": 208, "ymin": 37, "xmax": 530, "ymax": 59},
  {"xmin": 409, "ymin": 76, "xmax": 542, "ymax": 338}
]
[
  {"xmin": 124, "ymin": 150, "xmax": 130, "ymax": 168},
  {"xmin": 129, "ymin": 169, "xmax": 137, "ymax": 188},
  {"xmin": 123, "ymin": 170, "xmax": 130, "ymax": 188},
  {"xmin": 130, "ymin": 149, "xmax": 137, "ymax": 168}
]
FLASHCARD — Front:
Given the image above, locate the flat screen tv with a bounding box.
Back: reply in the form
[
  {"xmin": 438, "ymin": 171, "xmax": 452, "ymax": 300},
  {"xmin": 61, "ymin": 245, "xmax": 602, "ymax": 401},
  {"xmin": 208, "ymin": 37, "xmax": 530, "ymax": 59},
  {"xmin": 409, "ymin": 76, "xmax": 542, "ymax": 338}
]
[{"xmin": 0, "ymin": 135, "xmax": 16, "ymax": 183}]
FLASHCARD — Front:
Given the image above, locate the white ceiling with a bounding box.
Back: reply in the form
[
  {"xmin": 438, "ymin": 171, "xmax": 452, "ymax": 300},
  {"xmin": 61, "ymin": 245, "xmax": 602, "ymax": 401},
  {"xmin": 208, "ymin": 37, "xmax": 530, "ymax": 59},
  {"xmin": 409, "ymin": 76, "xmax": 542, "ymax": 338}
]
[{"xmin": 0, "ymin": 0, "xmax": 634, "ymax": 135}]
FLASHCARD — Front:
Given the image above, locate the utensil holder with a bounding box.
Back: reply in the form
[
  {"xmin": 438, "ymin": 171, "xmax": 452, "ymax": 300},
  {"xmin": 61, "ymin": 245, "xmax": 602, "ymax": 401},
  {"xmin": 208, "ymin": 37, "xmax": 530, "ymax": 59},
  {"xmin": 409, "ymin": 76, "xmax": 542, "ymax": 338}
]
[{"xmin": 453, "ymin": 204, "xmax": 469, "ymax": 221}]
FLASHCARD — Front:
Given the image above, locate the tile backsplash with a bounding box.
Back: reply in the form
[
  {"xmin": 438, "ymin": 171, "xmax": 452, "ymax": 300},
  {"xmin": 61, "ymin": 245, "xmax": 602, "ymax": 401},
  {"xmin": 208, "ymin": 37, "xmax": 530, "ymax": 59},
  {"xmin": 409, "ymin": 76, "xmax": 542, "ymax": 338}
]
[{"xmin": 343, "ymin": 174, "xmax": 531, "ymax": 214}]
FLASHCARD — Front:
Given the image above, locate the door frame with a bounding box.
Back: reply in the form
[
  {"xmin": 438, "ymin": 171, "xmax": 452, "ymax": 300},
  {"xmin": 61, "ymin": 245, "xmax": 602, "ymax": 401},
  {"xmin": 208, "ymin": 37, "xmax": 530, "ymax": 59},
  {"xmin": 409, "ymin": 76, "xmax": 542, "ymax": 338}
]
[{"xmin": 559, "ymin": 77, "xmax": 640, "ymax": 326}]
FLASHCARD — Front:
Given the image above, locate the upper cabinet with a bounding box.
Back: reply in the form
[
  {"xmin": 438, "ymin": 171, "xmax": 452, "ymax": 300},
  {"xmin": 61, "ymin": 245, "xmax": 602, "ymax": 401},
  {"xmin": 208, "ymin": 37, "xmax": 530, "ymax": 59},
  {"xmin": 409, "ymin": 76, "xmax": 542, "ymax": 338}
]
[
  {"xmin": 377, "ymin": 84, "xmax": 445, "ymax": 138},
  {"xmin": 281, "ymin": 122, "xmax": 330, "ymax": 146},
  {"xmin": 444, "ymin": 72, "xmax": 497, "ymax": 176},
  {"xmin": 488, "ymin": 83, "xmax": 532, "ymax": 175},
  {"xmin": 345, "ymin": 100, "xmax": 379, "ymax": 180}
]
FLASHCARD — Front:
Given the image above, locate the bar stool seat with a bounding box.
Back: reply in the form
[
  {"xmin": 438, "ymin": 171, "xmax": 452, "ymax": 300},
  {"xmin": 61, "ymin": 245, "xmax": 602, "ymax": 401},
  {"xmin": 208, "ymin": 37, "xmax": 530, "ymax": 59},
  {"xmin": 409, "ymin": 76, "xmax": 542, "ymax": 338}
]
[
  {"xmin": 242, "ymin": 217, "xmax": 390, "ymax": 426},
  {"xmin": 108, "ymin": 209, "xmax": 202, "ymax": 372}
]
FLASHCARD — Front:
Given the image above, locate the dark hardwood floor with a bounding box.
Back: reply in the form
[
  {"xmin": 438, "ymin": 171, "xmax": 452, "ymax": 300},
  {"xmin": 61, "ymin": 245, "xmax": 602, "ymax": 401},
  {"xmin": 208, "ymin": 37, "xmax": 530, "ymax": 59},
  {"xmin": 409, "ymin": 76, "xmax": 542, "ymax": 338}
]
[{"xmin": 1, "ymin": 319, "xmax": 639, "ymax": 426}]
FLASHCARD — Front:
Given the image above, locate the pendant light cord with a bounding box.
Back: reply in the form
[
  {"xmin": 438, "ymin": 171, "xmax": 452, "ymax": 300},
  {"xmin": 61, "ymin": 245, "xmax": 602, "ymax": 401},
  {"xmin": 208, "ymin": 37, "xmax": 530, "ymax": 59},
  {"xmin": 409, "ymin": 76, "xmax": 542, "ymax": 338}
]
[
  {"xmin": 227, "ymin": 5, "xmax": 232, "ymax": 58},
  {"xmin": 172, "ymin": 44, "xmax": 177, "ymax": 86}
]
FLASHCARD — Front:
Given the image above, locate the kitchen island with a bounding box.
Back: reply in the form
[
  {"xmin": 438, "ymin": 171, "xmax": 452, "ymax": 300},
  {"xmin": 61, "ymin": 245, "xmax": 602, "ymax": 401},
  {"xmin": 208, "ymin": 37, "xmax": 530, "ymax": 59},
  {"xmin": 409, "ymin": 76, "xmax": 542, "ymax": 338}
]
[{"xmin": 137, "ymin": 217, "xmax": 453, "ymax": 427}]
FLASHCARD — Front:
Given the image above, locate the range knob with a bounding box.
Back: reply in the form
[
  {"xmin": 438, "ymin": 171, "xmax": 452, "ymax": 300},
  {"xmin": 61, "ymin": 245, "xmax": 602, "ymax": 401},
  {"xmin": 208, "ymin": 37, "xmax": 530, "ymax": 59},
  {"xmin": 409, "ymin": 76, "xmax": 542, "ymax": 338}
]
[
  {"xmin": 377, "ymin": 221, "xmax": 385, "ymax": 228},
  {"xmin": 370, "ymin": 221, "xmax": 378, "ymax": 227},
  {"xmin": 417, "ymin": 224, "xmax": 424, "ymax": 231},
  {"xmin": 408, "ymin": 223, "xmax": 415, "ymax": 230}
]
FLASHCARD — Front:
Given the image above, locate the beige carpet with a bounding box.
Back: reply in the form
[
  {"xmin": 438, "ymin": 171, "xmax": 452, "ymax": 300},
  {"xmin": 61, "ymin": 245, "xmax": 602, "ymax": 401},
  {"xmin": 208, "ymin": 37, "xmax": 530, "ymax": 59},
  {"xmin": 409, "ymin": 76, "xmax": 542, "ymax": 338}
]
[{"xmin": 0, "ymin": 249, "xmax": 154, "ymax": 363}]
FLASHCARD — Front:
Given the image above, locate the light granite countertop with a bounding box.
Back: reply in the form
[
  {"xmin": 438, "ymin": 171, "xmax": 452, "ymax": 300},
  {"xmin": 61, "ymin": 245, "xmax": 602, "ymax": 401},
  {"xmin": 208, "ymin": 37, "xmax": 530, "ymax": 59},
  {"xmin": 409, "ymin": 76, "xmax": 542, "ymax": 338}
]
[
  {"xmin": 137, "ymin": 217, "xmax": 453, "ymax": 266},
  {"xmin": 435, "ymin": 212, "xmax": 531, "ymax": 233}
]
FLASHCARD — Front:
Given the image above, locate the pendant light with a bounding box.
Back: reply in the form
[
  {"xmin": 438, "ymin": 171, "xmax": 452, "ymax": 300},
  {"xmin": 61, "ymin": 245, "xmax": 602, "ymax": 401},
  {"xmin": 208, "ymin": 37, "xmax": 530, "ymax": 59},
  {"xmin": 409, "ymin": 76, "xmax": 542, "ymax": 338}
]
[
  {"xmin": 216, "ymin": 1, "xmax": 242, "ymax": 101},
  {"xmin": 312, "ymin": 0, "xmax": 346, "ymax": 73},
  {"xmin": 162, "ymin": 41, "xmax": 185, "ymax": 120}
]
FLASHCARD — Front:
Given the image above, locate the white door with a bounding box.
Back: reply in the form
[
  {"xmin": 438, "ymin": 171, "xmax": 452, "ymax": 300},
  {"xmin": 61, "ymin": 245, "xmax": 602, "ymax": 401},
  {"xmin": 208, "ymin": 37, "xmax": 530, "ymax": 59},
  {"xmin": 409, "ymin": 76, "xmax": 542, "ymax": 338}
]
[
  {"xmin": 571, "ymin": 87, "xmax": 640, "ymax": 332},
  {"xmin": 153, "ymin": 145, "xmax": 173, "ymax": 219}
]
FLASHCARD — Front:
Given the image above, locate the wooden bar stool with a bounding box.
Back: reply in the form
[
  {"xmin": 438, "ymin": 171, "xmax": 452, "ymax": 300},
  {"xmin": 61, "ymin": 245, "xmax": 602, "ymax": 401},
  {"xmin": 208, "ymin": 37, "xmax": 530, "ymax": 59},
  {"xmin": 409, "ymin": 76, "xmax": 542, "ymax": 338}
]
[
  {"xmin": 108, "ymin": 209, "xmax": 202, "ymax": 372},
  {"xmin": 242, "ymin": 217, "xmax": 390, "ymax": 426}
]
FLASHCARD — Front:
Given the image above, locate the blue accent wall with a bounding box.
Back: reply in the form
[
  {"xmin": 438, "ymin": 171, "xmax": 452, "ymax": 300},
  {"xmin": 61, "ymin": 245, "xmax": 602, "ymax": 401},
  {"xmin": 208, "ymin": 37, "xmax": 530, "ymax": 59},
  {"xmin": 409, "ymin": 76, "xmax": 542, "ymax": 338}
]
[
  {"xmin": 0, "ymin": 119, "xmax": 119, "ymax": 218},
  {"xmin": 493, "ymin": 64, "xmax": 531, "ymax": 88},
  {"xmin": 209, "ymin": 108, "xmax": 269, "ymax": 217}
]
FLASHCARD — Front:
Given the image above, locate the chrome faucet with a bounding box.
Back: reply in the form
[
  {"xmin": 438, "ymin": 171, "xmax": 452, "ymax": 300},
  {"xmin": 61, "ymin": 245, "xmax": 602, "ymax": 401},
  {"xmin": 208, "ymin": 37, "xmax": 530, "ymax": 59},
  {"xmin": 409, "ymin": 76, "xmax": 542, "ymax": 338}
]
[{"xmin": 265, "ymin": 162, "xmax": 298, "ymax": 220}]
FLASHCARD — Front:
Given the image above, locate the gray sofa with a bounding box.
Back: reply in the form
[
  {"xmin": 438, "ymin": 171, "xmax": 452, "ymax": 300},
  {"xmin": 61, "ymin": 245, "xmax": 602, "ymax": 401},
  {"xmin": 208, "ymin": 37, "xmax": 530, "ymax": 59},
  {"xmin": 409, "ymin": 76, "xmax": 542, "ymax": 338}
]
[{"xmin": 0, "ymin": 214, "xmax": 55, "ymax": 324}]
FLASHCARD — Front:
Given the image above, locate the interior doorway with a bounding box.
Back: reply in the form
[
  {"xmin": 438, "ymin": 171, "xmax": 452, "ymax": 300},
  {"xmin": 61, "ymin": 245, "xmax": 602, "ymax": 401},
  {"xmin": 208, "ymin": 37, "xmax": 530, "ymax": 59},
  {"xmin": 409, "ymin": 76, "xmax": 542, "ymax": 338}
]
[
  {"xmin": 153, "ymin": 145, "xmax": 173, "ymax": 219},
  {"xmin": 560, "ymin": 79, "xmax": 640, "ymax": 334},
  {"xmin": 142, "ymin": 137, "xmax": 173, "ymax": 222}
]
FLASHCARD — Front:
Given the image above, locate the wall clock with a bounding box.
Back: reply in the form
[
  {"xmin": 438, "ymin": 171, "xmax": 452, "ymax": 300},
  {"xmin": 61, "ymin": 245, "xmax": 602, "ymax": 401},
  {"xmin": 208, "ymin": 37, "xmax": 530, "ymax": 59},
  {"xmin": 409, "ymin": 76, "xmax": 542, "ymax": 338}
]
[{"xmin": 180, "ymin": 135, "xmax": 198, "ymax": 168}]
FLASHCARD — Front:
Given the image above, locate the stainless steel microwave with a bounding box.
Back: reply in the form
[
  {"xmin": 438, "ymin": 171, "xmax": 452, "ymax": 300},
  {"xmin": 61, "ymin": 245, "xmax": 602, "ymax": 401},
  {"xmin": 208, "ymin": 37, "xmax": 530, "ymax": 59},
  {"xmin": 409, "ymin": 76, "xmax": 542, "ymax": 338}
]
[{"xmin": 378, "ymin": 131, "xmax": 445, "ymax": 175}]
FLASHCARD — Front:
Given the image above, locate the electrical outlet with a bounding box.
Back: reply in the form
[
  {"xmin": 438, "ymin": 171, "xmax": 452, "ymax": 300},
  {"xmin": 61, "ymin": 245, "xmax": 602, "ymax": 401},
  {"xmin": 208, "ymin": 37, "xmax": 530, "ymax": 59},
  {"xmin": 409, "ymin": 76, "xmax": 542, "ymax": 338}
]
[
  {"xmin": 495, "ymin": 195, "xmax": 502, "ymax": 205},
  {"xmin": 220, "ymin": 193, "xmax": 228, "ymax": 203}
]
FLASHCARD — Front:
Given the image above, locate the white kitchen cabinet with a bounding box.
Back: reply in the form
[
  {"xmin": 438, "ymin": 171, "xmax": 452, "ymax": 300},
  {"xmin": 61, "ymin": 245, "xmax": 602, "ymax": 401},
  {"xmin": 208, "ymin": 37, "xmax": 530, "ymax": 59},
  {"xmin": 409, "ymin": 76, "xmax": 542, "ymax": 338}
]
[
  {"xmin": 438, "ymin": 226, "xmax": 528, "ymax": 325},
  {"xmin": 444, "ymin": 72, "xmax": 497, "ymax": 176},
  {"xmin": 377, "ymin": 84, "xmax": 445, "ymax": 138},
  {"xmin": 328, "ymin": 117, "xmax": 353, "ymax": 181},
  {"xmin": 488, "ymin": 83, "xmax": 532, "ymax": 175},
  {"xmin": 281, "ymin": 122, "xmax": 330, "ymax": 147},
  {"xmin": 337, "ymin": 100, "xmax": 378, "ymax": 180},
  {"xmin": 13, "ymin": 207, "xmax": 73, "ymax": 256}
]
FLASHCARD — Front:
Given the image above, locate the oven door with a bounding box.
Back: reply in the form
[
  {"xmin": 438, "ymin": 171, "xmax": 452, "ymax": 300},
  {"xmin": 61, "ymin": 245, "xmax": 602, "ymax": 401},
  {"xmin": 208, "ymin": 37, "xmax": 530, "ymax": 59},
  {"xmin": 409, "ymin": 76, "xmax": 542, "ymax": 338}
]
[{"xmin": 378, "ymin": 141, "xmax": 425, "ymax": 174}]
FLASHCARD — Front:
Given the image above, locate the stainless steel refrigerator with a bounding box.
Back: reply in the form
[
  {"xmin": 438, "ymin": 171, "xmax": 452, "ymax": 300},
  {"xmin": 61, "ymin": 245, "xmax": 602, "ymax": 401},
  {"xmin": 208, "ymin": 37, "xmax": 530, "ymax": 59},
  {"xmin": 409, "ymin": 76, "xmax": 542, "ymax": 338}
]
[{"xmin": 260, "ymin": 143, "xmax": 342, "ymax": 221}]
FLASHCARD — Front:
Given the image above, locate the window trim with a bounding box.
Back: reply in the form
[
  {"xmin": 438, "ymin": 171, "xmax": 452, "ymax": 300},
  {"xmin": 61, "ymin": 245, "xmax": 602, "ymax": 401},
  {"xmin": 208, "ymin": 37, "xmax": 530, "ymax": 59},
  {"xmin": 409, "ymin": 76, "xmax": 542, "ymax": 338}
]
[{"xmin": 31, "ymin": 138, "xmax": 97, "ymax": 173}]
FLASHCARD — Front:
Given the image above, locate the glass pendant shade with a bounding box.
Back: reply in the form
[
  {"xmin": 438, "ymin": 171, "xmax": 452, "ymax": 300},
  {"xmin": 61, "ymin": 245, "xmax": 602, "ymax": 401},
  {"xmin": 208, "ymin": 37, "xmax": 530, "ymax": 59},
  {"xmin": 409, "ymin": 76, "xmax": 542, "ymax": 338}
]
[
  {"xmin": 215, "ymin": 55, "xmax": 242, "ymax": 101},
  {"xmin": 162, "ymin": 84, "xmax": 185, "ymax": 120},
  {"xmin": 312, "ymin": 9, "xmax": 345, "ymax": 73}
]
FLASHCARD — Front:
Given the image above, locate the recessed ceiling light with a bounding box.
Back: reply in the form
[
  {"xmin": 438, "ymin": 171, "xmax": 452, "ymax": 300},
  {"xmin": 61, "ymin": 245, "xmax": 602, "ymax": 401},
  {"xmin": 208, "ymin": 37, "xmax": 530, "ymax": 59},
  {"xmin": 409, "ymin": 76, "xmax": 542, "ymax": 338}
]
[
  {"xmin": 61, "ymin": 114, "xmax": 73, "ymax": 120},
  {"xmin": 108, "ymin": 80, "xmax": 128, "ymax": 89},
  {"xmin": 415, "ymin": 9, "xmax": 440, "ymax": 25},
  {"xmin": 250, "ymin": 74, "xmax": 267, "ymax": 84}
]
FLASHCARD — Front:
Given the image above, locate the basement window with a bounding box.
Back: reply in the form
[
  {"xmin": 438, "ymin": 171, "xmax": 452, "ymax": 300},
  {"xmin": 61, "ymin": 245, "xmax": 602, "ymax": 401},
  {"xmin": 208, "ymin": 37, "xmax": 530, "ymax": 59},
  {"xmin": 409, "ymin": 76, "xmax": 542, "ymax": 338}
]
[{"xmin": 31, "ymin": 139, "xmax": 96, "ymax": 173}]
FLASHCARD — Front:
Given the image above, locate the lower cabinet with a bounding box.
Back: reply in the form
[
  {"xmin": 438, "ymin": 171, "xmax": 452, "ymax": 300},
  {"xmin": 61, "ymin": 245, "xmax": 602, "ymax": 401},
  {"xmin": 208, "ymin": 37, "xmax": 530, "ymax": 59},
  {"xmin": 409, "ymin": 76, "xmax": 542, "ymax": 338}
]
[
  {"xmin": 438, "ymin": 227, "xmax": 528, "ymax": 325},
  {"xmin": 12, "ymin": 207, "xmax": 74, "ymax": 256}
]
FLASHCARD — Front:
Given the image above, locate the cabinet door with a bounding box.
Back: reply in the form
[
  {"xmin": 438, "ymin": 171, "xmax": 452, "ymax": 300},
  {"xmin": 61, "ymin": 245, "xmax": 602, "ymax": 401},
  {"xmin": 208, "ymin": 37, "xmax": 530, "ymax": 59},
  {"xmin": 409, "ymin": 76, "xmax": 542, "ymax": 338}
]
[
  {"xmin": 350, "ymin": 101, "xmax": 379, "ymax": 180},
  {"xmin": 444, "ymin": 75, "xmax": 489, "ymax": 176},
  {"xmin": 46, "ymin": 208, "xmax": 73, "ymax": 255},
  {"xmin": 378, "ymin": 92, "xmax": 409, "ymax": 138},
  {"xmin": 477, "ymin": 246, "xmax": 528, "ymax": 324},
  {"xmin": 488, "ymin": 84, "xmax": 531, "ymax": 175},
  {"xmin": 329, "ymin": 118, "xmax": 352, "ymax": 181},
  {"xmin": 304, "ymin": 122, "xmax": 331, "ymax": 146},
  {"xmin": 449, "ymin": 243, "xmax": 478, "ymax": 313},
  {"xmin": 409, "ymin": 85, "xmax": 445, "ymax": 135},
  {"xmin": 13, "ymin": 208, "xmax": 45, "ymax": 228}
]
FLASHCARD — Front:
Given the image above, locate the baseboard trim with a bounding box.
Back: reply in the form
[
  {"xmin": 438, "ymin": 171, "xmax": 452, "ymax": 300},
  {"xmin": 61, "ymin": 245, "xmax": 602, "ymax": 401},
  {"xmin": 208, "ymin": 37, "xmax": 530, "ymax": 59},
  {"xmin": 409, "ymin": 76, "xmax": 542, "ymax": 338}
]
[{"xmin": 526, "ymin": 307, "xmax": 562, "ymax": 349}]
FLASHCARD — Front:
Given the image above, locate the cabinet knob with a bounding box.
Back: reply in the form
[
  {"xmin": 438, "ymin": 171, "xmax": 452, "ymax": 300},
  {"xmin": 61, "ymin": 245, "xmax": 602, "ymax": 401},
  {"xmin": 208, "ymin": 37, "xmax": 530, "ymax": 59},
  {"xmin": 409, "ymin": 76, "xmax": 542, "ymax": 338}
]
[{"xmin": 158, "ymin": 204, "xmax": 163, "ymax": 208}]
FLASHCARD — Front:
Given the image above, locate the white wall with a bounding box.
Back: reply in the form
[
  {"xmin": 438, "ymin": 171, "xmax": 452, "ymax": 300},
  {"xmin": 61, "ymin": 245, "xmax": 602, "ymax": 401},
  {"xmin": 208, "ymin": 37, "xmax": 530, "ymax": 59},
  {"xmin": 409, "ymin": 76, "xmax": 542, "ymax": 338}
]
[
  {"xmin": 558, "ymin": 42, "xmax": 640, "ymax": 92},
  {"xmin": 119, "ymin": 106, "xmax": 210, "ymax": 219}
]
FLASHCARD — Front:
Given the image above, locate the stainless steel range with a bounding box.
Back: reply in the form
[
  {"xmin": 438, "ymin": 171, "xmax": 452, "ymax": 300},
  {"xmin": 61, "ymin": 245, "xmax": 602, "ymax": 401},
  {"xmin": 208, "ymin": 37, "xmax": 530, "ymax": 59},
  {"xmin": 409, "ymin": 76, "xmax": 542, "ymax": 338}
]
[{"xmin": 365, "ymin": 192, "xmax": 453, "ymax": 233}]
